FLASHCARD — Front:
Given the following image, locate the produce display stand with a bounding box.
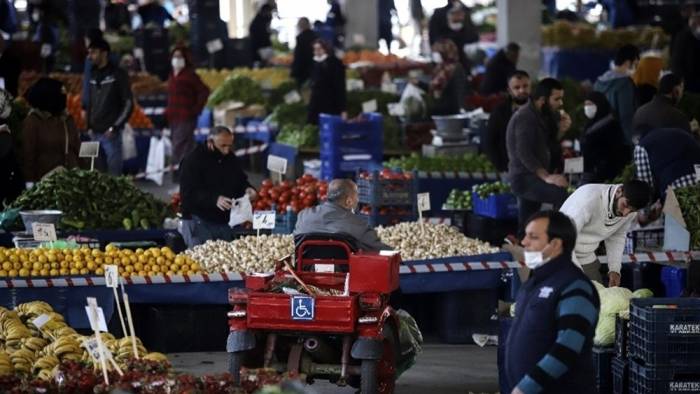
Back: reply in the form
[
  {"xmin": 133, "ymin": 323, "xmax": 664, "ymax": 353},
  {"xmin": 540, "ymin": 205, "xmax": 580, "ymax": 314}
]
[
  {"xmin": 413, "ymin": 171, "xmax": 501, "ymax": 216},
  {"xmin": 0, "ymin": 229, "xmax": 178, "ymax": 248}
]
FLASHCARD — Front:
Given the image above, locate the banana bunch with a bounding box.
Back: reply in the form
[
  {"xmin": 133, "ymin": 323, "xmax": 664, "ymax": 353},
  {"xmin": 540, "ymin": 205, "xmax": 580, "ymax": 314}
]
[
  {"xmin": 15, "ymin": 301, "xmax": 53, "ymax": 317},
  {"xmin": 0, "ymin": 351, "xmax": 14, "ymax": 376},
  {"xmin": 42, "ymin": 335, "xmax": 84, "ymax": 362},
  {"xmin": 143, "ymin": 352, "xmax": 168, "ymax": 362},
  {"xmin": 33, "ymin": 354, "xmax": 59, "ymax": 380},
  {"xmin": 2, "ymin": 314, "xmax": 32, "ymax": 349},
  {"xmin": 11, "ymin": 347, "xmax": 36, "ymax": 374},
  {"xmin": 115, "ymin": 336, "xmax": 146, "ymax": 362},
  {"xmin": 21, "ymin": 337, "xmax": 47, "ymax": 352}
]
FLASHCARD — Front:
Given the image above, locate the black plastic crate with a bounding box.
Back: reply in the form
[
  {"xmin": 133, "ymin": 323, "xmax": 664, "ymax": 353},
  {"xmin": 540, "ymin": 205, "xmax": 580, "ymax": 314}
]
[
  {"xmin": 613, "ymin": 357, "xmax": 628, "ymax": 394},
  {"xmin": 628, "ymin": 298, "xmax": 700, "ymax": 366},
  {"xmin": 616, "ymin": 315, "xmax": 629, "ymax": 359},
  {"xmin": 629, "ymin": 359, "xmax": 700, "ymax": 394},
  {"xmin": 594, "ymin": 346, "xmax": 616, "ymax": 394},
  {"xmin": 357, "ymin": 171, "xmax": 417, "ymax": 206}
]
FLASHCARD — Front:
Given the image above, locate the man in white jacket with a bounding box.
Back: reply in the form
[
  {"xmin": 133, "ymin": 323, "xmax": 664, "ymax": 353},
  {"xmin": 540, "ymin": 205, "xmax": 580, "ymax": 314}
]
[{"xmin": 560, "ymin": 180, "xmax": 651, "ymax": 287}]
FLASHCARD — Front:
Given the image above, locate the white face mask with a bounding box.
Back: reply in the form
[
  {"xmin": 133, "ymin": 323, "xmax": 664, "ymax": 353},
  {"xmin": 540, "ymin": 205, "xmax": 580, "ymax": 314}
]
[
  {"xmin": 448, "ymin": 22, "xmax": 463, "ymax": 31},
  {"xmin": 524, "ymin": 250, "xmax": 549, "ymax": 270},
  {"xmin": 172, "ymin": 57, "xmax": 185, "ymax": 71},
  {"xmin": 314, "ymin": 54, "xmax": 328, "ymax": 63},
  {"xmin": 584, "ymin": 104, "xmax": 597, "ymax": 119},
  {"xmin": 431, "ymin": 52, "xmax": 443, "ymax": 64}
]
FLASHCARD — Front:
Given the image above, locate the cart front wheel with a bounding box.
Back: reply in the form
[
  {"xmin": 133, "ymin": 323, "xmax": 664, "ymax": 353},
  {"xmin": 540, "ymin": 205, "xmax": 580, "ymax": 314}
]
[
  {"xmin": 228, "ymin": 351, "xmax": 244, "ymax": 385},
  {"xmin": 360, "ymin": 326, "xmax": 397, "ymax": 394}
]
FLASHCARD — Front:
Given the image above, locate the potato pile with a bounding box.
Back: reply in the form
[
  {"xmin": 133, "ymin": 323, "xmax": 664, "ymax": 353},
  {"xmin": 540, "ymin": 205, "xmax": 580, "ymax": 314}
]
[
  {"xmin": 0, "ymin": 301, "xmax": 165, "ymax": 380},
  {"xmin": 376, "ymin": 222, "xmax": 498, "ymax": 260},
  {"xmin": 185, "ymin": 235, "xmax": 294, "ymax": 274}
]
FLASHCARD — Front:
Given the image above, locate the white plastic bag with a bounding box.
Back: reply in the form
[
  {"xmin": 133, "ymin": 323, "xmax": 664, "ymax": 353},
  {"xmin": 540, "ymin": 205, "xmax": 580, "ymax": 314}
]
[
  {"xmin": 145, "ymin": 136, "xmax": 165, "ymax": 186},
  {"xmin": 121, "ymin": 124, "xmax": 138, "ymax": 161},
  {"xmin": 399, "ymin": 83, "xmax": 426, "ymax": 121},
  {"xmin": 228, "ymin": 194, "xmax": 253, "ymax": 228}
]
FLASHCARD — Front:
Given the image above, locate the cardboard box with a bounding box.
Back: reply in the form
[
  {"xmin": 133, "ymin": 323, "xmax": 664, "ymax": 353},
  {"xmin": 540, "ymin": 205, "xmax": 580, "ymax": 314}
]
[
  {"xmin": 663, "ymin": 188, "xmax": 691, "ymax": 252},
  {"xmin": 212, "ymin": 101, "xmax": 266, "ymax": 128}
]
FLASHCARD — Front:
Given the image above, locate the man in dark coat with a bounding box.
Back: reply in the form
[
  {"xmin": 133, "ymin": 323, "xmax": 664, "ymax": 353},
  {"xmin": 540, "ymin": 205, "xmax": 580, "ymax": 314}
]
[
  {"xmin": 249, "ymin": 4, "xmax": 274, "ymax": 65},
  {"xmin": 290, "ymin": 18, "xmax": 317, "ymax": 87},
  {"xmin": 179, "ymin": 127, "xmax": 258, "ymax": 247},
  {"xmin": 671, "ymin": 11, "xmax": 700, "ymax": 93},
  {"xmin": 307, "ymin": 39, "xmax": 346, "ymax": 124},
  {"xmin": 482, "ymin": 70, "xmax": 530, "ymax": 172},
  {"xmin": 632, "ymin": 73, "xmax": 691, "ymax": 138},
  {"xmin": 480, "ymin": 43, "xmax": 520, "ymax": 95}
]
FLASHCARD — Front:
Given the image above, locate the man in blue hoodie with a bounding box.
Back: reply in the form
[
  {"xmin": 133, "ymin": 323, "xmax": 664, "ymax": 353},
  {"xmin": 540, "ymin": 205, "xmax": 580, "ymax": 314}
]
[{"xmin": 594, "ymin": 44, "xmax": 639, "ymax": 145}]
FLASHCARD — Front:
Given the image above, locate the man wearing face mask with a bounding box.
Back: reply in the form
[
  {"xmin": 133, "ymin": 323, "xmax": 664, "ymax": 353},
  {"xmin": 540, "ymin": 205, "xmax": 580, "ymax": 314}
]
[
  {"xmin": 506, "ymin": 78, "xmax": 571, "ymax": 233},
  {"xmin": 632, "ymin": 73, "xmax": 691, "ymax": 136},
  {"xmin": 307, "ymin": 39, "xmax": 347, "ymax": 124},
  {"xmin": 179, "ymin": 126, "xmax": 257, "ymax": 248},
  {"xmin": 504, "ymin": 211, "xmax": 600, "ymax": 394},
  {"xmin": 165, "ymin": 46, "xmax": 210, "ymax": 181},
  {"xmin": 290, "ymin": 18, "xmax": 317, "ymax": 87},
  {"xmin": 294, "ymin": 179, "xmax": 390, "ymax": 252},
  {"xmin": 560, "ymin": 181, "xmax": 651, "ymax": 287},
  {"xmin": 432, "ymin": 5, "xmax": 478, "ymax": 73},
  {"xmin": 594, "ymin": 44, "xmax": 640, "ymax": 145},
  {"xmin": 671, "ymin": 10, "xmax": 700, "ymax": 94},
  {"xmin": 483, "ymin": 70, "xmax": 530, "ymax": 173}
]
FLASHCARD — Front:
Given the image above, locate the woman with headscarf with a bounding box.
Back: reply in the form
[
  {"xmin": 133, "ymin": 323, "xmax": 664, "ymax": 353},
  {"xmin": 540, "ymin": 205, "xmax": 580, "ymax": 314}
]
[
  {"xmin": 165, "ymin": 46, "xmax": 210, "ymax": 178},
  {"xmin": 0, "ymin": 88, "xmax": 24, "ymax": 205},
  {"xmin": 581, "ymin": 91, "xmax": 631, "ymax": 183},
  {"xmin": 430, "ymin": 38, "xmax": 466, "ymax": 116},
  {"xmin": 22, "ymin": 77, "xmax": 80, "ymax": 184},
  {"xmin": 307, "ymin": 39, "xmax": 346, "ymax": 125}
]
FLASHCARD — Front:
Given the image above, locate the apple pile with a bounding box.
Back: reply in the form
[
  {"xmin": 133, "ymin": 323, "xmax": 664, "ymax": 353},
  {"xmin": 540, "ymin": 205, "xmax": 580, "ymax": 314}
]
[{"xmin": 255, "ymin": 175, "xmax": 329, "ymax": 214}]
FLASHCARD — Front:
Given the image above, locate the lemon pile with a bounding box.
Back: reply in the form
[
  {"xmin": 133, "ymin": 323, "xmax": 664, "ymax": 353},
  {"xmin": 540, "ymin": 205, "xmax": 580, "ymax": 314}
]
[
  {"xmin": 0, "ymin": 246, "xmax": 202, "ymax": 278},
  {"xmin": 0, "ymin": 301, "xmax": 167, "ymax": 379}
]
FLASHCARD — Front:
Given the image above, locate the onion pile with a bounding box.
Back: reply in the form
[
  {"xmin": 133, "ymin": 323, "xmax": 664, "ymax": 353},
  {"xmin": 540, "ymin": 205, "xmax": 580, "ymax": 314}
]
[{"xmin": 185, "ymin": 235, "xmax": 294, "ymax": 273}]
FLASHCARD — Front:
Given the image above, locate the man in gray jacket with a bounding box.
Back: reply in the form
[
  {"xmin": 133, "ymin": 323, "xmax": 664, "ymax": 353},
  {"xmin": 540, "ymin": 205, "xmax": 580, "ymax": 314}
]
[
  {"xmin": 294, "ymin": 179, "xmax": 390, "ymax": 252},
  {"xmin": 506, "ymin": 77, "xmax": 570, "ymax": 232},
  {"xmin": 85, "ymin": 38, "xmax": 133, "ymax": 175}
]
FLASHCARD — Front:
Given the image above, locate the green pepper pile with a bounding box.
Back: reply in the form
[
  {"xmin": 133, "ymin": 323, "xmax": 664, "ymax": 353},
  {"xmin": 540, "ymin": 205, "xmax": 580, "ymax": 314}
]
[
  {"xmin": 444, "ymin": 189, "xmax": 472, "ymax": 210},
  {"xmin": 675, "ymin": 183, "xmax": 700, "ymax": 249},
  {"xmin": 9, "ymin": 169, "xmax": 171, "ymax": 230},
  {"xmin": 276, "ymin": 124, "xmax": 319, "ymax": 148},
  {"xmin": 384, "ymin": 153, "xmax": 495, "ymax": 173},
  {"xmin": 473, "ymin": 181, "xmax": 511, "ymax": 199}
]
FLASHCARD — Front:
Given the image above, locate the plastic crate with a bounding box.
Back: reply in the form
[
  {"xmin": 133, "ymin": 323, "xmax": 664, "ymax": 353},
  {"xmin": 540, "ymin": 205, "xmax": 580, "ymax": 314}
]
[
  {"xmin": 594, "ymin": 346, "xmax": 616, "ymax": 394},
  {"xmin": 472, "ymin": 192, "xmax": 517, "ymax": 220},
  {"xmin": 629, "ymin": 359, "xmax": 700, "ymax": 394},
  {"xmin": 357, "ymin": 171, "xmax": 417, "ymax": 206},
  {"xmin": 615, "ymin": 315, "xmax": 629, "ymax": 359},
  {"xmin": 628, "ymin": 298, "xmax": 700, "ymax": 366},
  {"xmin": 624, "ymin": 227, "xmax": 664, "ymax": 254},
  {"xmin": 661, "ymin": 266, "xmax": 687, "ymax": 298},
  {"xmin": 612, "ymin": 357, "xmax": 628, "ymax": 394},
  {"xmin": 272, "ymin": 209, "xmax": 297, "ymax": 234},
  {"xmin": 320, "ymin": 159, "xmax": 382, "ymax": 181},
  {"xmin": 319, "ymin": 113, "xmax": 383, "ymax": 174}
]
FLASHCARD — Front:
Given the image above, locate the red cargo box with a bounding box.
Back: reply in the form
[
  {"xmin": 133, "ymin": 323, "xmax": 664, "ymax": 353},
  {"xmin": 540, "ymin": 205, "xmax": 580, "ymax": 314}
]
[
  {"xmin": 247, "ymin": 293, "xmax": 358, "ymax": 334},
  {"xmin": 348, "ymin": 252, "xmax": 400, "ymax": 294}
]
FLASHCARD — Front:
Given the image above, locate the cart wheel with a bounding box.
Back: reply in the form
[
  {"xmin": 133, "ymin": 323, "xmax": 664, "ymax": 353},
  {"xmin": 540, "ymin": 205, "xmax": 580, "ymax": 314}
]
[
  {"xmin": 228, "ymin": 351, "xmax": 244, "ymax": 385},
  {"xmin": 361, "ymin": 326, "xmax": 398, "ymax": 394}
]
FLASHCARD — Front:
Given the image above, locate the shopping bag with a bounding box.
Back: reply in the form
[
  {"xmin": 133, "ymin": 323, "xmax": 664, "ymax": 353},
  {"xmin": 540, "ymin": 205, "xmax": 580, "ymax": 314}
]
[
  {"xmin": 145, "ymin": 136, "xmax": 165, "ymax": 186},
  {"xmin": 121, "ymin": 124, "xmax": 138, "ymax": 161},
  {"xmin": 228, "ymin": 194, "xmax": 253, "ymax": 228}
]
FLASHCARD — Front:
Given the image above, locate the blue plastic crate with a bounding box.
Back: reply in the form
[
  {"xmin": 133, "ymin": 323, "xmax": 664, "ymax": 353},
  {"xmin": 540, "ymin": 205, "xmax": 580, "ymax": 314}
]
[
  {"xmin": 319, "ymin": 113, "xmax": 383, "ymax": 158},
  {"xmin": 272, "ymin": 208, "xmax": 297, "ymax": 234},
  {"xmin": 196, "ymin": 108, "xmax": 212, "ymax": 129},
  {"xmin": 358, "ymin": 212, "xmax": 416, "ymax": 228},
  {"xmin": 235, "ymin": 117, "xmax": 275, "ymax": 143},
  {"xmin": 615, "ymin": 315, "xmax": 629, "ymax": 359},
  {"xmin": 357, "ymin": 171, "xmax": 417, "ymax": 206},
  {"xmin": 612, "ymin": 357, "xmax": 628, "ymax": 394},
  {"xmin": 472, "ymin": 192, "xmax": 518, "ymax": 220},
  {"xmin": 320, "ymin": 159, "xmax": 382, "ymax": 181},
  {"xmin": 661, "ymin": 266, "xmax": 687, "ymax": 298},
  {"xmin": 629, "ymin": 359, "xmax": 700, "ymax": 394},
  {"xmin": 628, "ymin": 298, "xmax": 700, "ymax": 366},
  {"xmin": 594, "ymin": 346, "xmax": 616, "ymax": 394}
]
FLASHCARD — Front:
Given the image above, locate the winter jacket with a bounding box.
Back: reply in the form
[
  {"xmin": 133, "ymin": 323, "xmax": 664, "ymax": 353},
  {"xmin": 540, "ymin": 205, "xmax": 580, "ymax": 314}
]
[
  {"xmin": 291, "ymin": 29, "xmax": 318, "ymax": 86},
  {"xmin": 294, "ymin": 201, "xmax": 390, "ymax": 252},
  {"xmin": 308, "ymin": 56, "xmax": 346, "ymax": 124},
  {"xmin": 504, "ymin": 255, "xmax": 599, "ymax": 394},
  {"xmin": 87, "ymin": 63, "xmax": 133, "ymax": 134},
  {"xmin": 0, "ymin": 126, "xmax": 23, "ymax": 205},
  {"xmin": 483, "ymin": 97, "xmax": 516, "ymax": 172},
  {"xmin": 21, "ymin": 110, "xmax": 80, "ymax": 182},
  {"xmin": 480, "ymin": 50, "xmax": 516, "ymax": 95},
  {"xmin": 506, "ymin": 102, "xmax": 551, "ymax": 179},
  {"xmin": 560, "ymin": 184, "xmax": 636, "ymax": 274},
  {"xmin": 671, "ymin": 28, "xmax": 700, "ymax": 93},
  {"xmin": 581, "ymin": 114, "xmax": 630, "ymax": 183},
  {"xmin": 179, "ymin": 144, "xmax": 253, "ymax": 224},
  {"xmin": 594, "ymin": 70, "xmax": 637, "ymax": 144},
  {"xmin": 165, "ymin": 67, "xmax": 210, "ymax": 125},
  {"xmin": 632, "ymin": 95, "xmax": 691, "ymax": 137},
  {"xmin": 431, "ymin": 64, "xmax": 466, "ymax": 116}
]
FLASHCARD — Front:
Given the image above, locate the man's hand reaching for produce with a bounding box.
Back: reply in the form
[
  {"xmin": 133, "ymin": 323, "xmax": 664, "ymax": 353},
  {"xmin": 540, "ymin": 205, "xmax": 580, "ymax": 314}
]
[{"xmin": 216, "ymin": 196, "xmax": 233, "ymax": 211}]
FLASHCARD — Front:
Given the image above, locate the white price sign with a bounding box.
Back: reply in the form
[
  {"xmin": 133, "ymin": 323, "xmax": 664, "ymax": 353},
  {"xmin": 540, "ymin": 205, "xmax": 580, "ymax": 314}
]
[
  {"xmin": 32, "ymin": 223, "xmax": 56, "ymax": 242},
  {"xmin": 79, "ymin": 141, "xmax": 100, "ymax": 158},
  {"xmin": 267, "ymin": 154, "xmax": 288, "ymax": 174},
  {"xmin": 387, "ymin": 103, "xmax": 405, "ymax": 116},
  {"xmin": 206, "ymin": 39, "xmax": 224, "ymax": 54},
  {"xmin": 85, "ymin": 305, "xmax": 109, "ymax": 332},
  {"xmin": 417, "ymin": 193, "xmax": 431, "ymax": 212},
  {"xmin": 564, "ymin": 157, "xmax": 584, "ymax": 174},
  {"xmin": 362, "ymin": 99, "xmax": 378, "ymax": 113},
  {"xmin": 32, "ymin": 314, "xmax": 51, "ymax": 329},
  {"xmin": 284, "ymin": 90, "xmax": 301, "ymax": 104},
  {"xmin": 104, "ymin": 265, "xmax": 119, "ymax": 288},
  {"xmin": 347, "ymin": 79, "xmax": 365, "ymax": 91},
  {"xmin": 253, "ymin": 210, "xmax": 276, "ymax": 230},
  {"xmin": 82, "ymin": 337, "xmax": 114, "ymax": 363}
]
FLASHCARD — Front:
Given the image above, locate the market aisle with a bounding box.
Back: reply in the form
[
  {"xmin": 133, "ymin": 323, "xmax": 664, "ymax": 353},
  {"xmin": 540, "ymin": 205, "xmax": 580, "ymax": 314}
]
[{"xmin": 167, "ymin": 344, "xmax": 499, "ymax": 394}]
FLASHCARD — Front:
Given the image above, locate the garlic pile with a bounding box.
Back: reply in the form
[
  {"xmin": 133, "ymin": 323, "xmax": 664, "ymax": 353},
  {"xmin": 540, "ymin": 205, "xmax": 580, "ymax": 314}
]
[
  {"xmin": 376, "ymin": 222, "xmax": 498, "ymax": 260},
  {"xmin": 185, "ymin": 235, "xmax": 294, "ymax": 273}
]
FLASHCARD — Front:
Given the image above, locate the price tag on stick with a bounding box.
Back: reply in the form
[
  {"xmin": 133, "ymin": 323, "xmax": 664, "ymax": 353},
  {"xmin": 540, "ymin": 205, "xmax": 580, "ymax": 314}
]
[
  {"xmin": 417, "ymin": 193, "xmax": 431, "ymax": 233},
  {"xmin": 104, "ymin": 265, "xmax": 128, "ymax": 337},
  {"xmin": 86, "ymin": 298, "xmax": 110, "ymax": 385},
  {"xmin": 362, "ymin": 99, "xmax": 378, "ymax": 113},
  {"xmin": 32, "ymin": 314, "xmax": 51, "ymax": 329},
  {"xmin": 206, "ymin": 39, "xmax": 223, "ymax": 54},
  {"xmin": 79, "ymin": 141, "xmax": 100, "ymax": 171},
  {"xmin": 267, "ymin": 155, "xmax": 288, "ymax": 183},
  {"xmin": 253, "ymin": 211, "xmax": 276, "ymax": 230},
  {"xmin": 284, "ymin": 90, "xmax": 302, "ymax": 104},
  {"xmin": 564, "ymin": 157, "xmax": 584, "ymax": 174}
]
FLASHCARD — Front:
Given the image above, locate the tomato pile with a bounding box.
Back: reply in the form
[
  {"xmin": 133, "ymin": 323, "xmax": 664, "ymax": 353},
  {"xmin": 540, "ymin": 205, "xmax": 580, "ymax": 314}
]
[{"xmin": 255, "ymin": 174, "xmax": 328, "ymax": 214}]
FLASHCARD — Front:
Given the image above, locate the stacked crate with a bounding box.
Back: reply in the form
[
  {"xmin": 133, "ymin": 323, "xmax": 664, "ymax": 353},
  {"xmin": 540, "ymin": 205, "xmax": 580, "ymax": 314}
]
[
  {"xmin": 356, "ymin": 170, "xmax": 417, "ymax": 227},
  {"xmin": 319, "ymin": 113, "xmax": 383, "ymax": 180}
]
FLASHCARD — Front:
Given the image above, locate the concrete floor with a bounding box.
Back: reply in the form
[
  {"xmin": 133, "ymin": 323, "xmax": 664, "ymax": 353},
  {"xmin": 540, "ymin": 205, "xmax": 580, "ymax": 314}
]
[{"xmin": 167, "ymin": 344, "xmax": 499, "ymax": 394}]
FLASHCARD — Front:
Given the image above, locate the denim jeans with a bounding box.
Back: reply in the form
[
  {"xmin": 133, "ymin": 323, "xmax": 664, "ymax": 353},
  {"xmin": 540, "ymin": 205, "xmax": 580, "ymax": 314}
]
[
  {"xmin": 179, "ymin": 215, "xmax": 233, "ymax": 248},
  {"xmin": 510, "ymin": 173, "xmax": 569, "ymax": 234},
  {"xmin": 94, "ymin": 129, "xmax": 123, "ymax": 175}
]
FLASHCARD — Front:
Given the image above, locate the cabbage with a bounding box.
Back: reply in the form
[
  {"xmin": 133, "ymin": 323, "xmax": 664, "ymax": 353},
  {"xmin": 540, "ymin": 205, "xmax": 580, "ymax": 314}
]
[
  {"xmin": 594, "ymin": 314, "xmax": 616, "ymax": 346},
  {"xmin": 593, "ymin": 280, "xmax": 605, "ymax": 295},
  {"xmin": 599, "ymin": 287, "xmax": 633, "ymax": 316},
  {"xmin": 632, "ymin": 288, "xmax": 653, "ymax": 298}
]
